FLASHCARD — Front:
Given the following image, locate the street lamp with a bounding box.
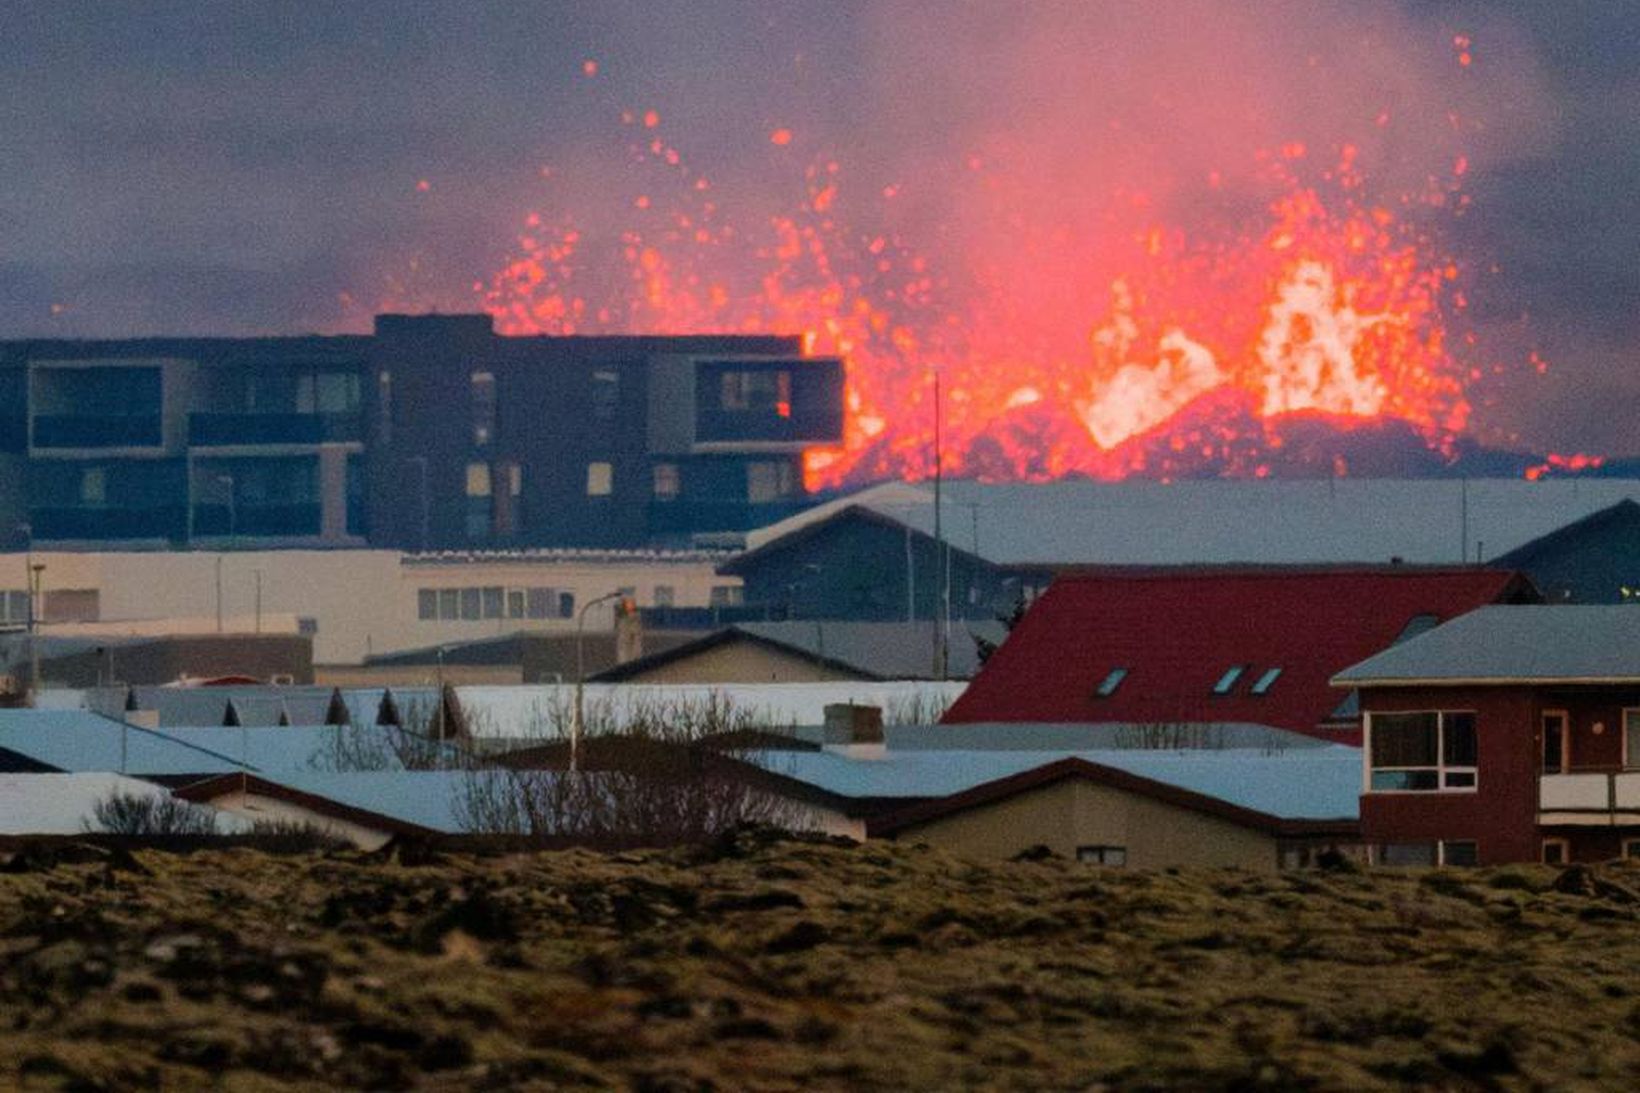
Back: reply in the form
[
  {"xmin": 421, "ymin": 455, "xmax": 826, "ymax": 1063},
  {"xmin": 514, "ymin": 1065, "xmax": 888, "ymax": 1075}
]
[
  {"xmin": 573, "ymin": 590, "xmax": 625, "ymax": 773},
  {"xmin": 28, "ymin": 562, "xmax": 44, "ymax": 701}
]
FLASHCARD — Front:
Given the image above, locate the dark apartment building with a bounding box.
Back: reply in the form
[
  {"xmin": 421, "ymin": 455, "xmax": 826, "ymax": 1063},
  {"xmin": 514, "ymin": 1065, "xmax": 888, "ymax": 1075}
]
[{"xmin": 0, "ymin": 314, "xmax": 844, "ymax": 550}]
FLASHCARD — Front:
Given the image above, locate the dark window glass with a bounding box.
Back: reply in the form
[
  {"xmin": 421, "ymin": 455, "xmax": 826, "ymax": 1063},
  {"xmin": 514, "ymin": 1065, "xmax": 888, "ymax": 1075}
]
[
  {"xmin": 1441, "ymin": 841, "xmax": 1478, "ymax": 867},
  {"xmin": 1542, "ymin": 713, "xmax": 1567, "ymax": 774},
  {"xmin": 460, "ymin": 588, "xmax": 482, "ymax": 620},
  {"xmin": 507, "ymin": 589, "xmax": 526, "ymax": 618},
  {"xmin": 417, "ymin": 590, "xmax": 437, "ymax": 620},
  {"xmin": 559, "ymin": 592, "xmax": 575, "ymax": 618},
  {"xmin": 1094, "ymin": 668, "xmax": 1127, "ymax": 698},
  {"xmin": 1443, "ymin": 713, "xmax": 1477, "ymax": 767},
  {"xmin": 482, "ymin": 586, "xmax": 503, "ymax": 619},
  {"xmin": 1380, "ymin": 843, "xmax": 1437, "ymax": 867},
  {"xmin": 437, "ymin": 589, "xmax": 459, "ymax": 619},
  {"xmin": 526, "ymin": 588, "xmax": 552, "ymax": 619},
  {"xmin": 1542, "ymin": 840, "xmax": 1568, "ymax": 865},
  {"xmin": 1370, "ymin": 713, "xmax": 1439, "ymax": 768},
  {"xmin": 1371, "ymin": 770, "xmax": 1440, "ymax": 792},
  {"xmin": 1212, "ymin": 666, "xmax": 1245, "ymax": 695},
  {"xmin": 1250, "ymin": 667, "xmax": 1282, "ymax": 695},
  {"xmin": 591, "ymin": 370, "xmax": 619, "ymax": 420}
]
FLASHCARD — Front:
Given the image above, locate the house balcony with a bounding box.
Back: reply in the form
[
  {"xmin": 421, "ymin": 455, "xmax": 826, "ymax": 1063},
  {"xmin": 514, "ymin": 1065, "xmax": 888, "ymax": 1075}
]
[
  {"xmin": 188, "ymin": 412, "xmax": 361, "ymax": 447},
  {"xmin": 1538, "ymin": 770, "xmax": 1640, "ymax": 825}
]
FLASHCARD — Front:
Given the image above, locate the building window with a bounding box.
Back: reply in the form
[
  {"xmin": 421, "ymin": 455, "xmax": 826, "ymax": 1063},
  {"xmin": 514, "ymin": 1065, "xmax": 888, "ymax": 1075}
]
[
  {"xmin": 1367, "ymin": 711, "xmax": 1477, "ymax": 792},
  {"xmin": 507, "ymin": 589, "xmax": 526, "ymax": 619},
  {"xmin": 1543, "ymin": 710, "xmax": 1569, "ymax": 775},
  {"xmin": 526, "ymin": 587, "xmax": 553, "ymax": 620},
  {"xmin": 471, "ymin": 371, "xmax": 496, "ymax": 446},
  {"xmin": 465, "ymin": 462, "xmax": 492, "ymax": 541},
  {"xmin": 78, "ymin": 466, "xmax": 107, "ymax": 506},
  {"xmin": 587, "ymin": 462, "xmax": 613, "ymax": 497},
  {"xmin": 1093, "ymin": 668, "xmax": 1127, "ymax": 698},
  {"xmin": 2, "ymin": 590, "xmax": 30, "ymax": 624},
  {"xmin": 720, "ymin": 369, "xmax": 792, "ymax": 415},
  {"xmin": 482, "ymin": 586, "xmax": 504, "ymax": 619},
  {"xmin": 1623, "ymin": 839, "xmax": 1640, "ymax": 860},
  {"xmin": 653, "ymin": 462, "xmax": 680, "ymax": 501},
  {"xmin": 653, "ymin": 585, "xmax": 675, "ymax": 608},
  {"xmin": 747, "ymin": 460, "xmax": 796, "ymax": 503},
  {"xmin": 377, "ymin": 370, "xmax": 392, "ymax": 444},
  {"xmin": 1378, "ymin": 843, "xmax": 1438, "ymax": 867},
  {"xmin": 1439, "ymin": 840, "xmax": 1478, "ymax": 867},
  {"xmin": 1250, "ymin": 667, "xmax": 1282, "ymax": 695},
  {"xmin": 1624, "ymin": 709, "xmax": 1640, "ymax": 769},
  {"xmin": 418, "ymin": 590, "xmax": 437, "ymax": 620},
  {"xmin": 438, "ymin": 589, "xmax": 459, "ymax": 619},
  {"xmin": 1212, "ymin": 665, "xmax": 1246, "ymax": 695},
  {"xmin": 1542, "ymin": 838, "xmax": 1569, "ymax": 865},
  {"xmin": 591, "ymin": 369, "xmax": 619, "ymax": 420},
  {"xmin": 460, "ymin": 588, "xmax": 482, "ymax": 621},
  {"xmin": 709, "ymin": 585, "xmax": 744, "ymax": 608},
  {"xmin": 558, "ymin": 591, "xmax": 575, "ymax": 618},
  {"xmin": 1076, "ymin": 845, "xmax": 1127, "ymax": 866}
]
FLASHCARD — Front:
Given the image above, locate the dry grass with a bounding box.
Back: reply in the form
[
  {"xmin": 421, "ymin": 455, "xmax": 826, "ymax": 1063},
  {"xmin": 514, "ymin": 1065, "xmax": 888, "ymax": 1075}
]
[{"xmin": 3, "ymin": 833, "xmax": 1640, "ymax": 1090}]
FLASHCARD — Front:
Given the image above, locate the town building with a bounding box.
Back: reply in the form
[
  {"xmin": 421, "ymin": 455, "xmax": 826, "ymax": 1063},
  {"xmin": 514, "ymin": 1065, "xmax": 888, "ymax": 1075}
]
[
  {"xmin": 724, "ymin": 478, "xmax": 1640, "ymax": 622},
  {"xmin": 942, "ymin": 567, "xmax": 1538, "ymax": 741},
  {"xmin": 0, "ymin": 312, "xmax": 843, "ymax": 552},
  {"xmin": 1493, "ymin": 499, "xmax": 1640, "ymax": 604},
  {"xmin": 1334, "ymin": 606, "xmax": 1640, "ymax": 866}
]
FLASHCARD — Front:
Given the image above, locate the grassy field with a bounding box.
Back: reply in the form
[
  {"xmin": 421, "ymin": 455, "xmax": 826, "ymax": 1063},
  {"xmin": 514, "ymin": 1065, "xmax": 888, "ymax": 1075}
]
[{"xmin": 3, "ymin": 830, "xmax": 1640, "ymax": 1090}]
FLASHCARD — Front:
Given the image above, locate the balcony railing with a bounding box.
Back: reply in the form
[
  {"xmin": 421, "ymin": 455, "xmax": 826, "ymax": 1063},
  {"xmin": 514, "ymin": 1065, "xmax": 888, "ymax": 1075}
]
[
  {"xmin": 191, "ymin": 502, "xmax": 322, "ymax": 538},
  {"xmin": 188, "ymin": 412, "xmax": 361, "ymax": 446},
  {"xmin": 1539, "ymin": 770, "xmax": 1640, "ymax": 811},
  {"xmin": 32, "ymin": 414, "xmax": 163, "ymax": 449}
]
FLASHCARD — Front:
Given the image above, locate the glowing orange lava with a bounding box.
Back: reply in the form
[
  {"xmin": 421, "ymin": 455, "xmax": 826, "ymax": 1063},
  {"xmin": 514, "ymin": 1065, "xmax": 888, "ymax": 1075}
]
[{"xmin": 482, "ymin": 111, "xmax": 1481, "ymax": 490}]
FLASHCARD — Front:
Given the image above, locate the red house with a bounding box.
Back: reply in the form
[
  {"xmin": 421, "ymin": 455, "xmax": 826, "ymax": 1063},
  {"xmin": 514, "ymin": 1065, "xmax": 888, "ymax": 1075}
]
[
  {"xmin": 1335, "ymin": 605, "xmax": 1640, "ymax": 866},
  {"xmin": 944, "ymin": 567, "xmax": 1538, "ymax": 742}
]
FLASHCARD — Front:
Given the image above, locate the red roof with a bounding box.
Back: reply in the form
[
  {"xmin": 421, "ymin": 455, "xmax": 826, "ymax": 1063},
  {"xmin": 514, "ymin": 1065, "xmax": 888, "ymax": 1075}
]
[{"xmin": 943, "ymin": 567, "xmax": 1536, "ymax": 740}]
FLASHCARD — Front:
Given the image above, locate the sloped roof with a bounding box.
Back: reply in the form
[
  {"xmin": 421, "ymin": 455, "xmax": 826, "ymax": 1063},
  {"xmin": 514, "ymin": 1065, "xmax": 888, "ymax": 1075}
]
[
  {"xmin": 735, "ymin": 479, "xmax": 1640, "ymax": 569},
  {"xmin": 943, "ymin": 568, "xmax": 1533, "ymax": 736},
  {"xmin": 788, "ymin": 720, "xmax": 1331, "ymax": 751},
  {"xmin": 1334, "ymin": 605, "xmax": 1640, "ymax": 686},
  {"xmin": 591, "ymin": 620, "xmax": 1000, "ymax": 682},
  {"xmin": 177, "ymin": 770, "xmax": 483, "ymax": 835},
  {"xmin": 763, "ymin": 745, "xmax": 1361, "ymax": 821},
  {"xmin": 56, "ymin": 685, "xmax": 343, "ymax": 728},
  {"xmin": 0, "ymin": 773, "xmax": 179, "ymax": 834},
  {"xmin": 148, "ymin": 725, "xmax": 464, "ymax": 773},
  {"xmin": 0, "ymin": 711, "xmax": 248, "ymax": 776}
]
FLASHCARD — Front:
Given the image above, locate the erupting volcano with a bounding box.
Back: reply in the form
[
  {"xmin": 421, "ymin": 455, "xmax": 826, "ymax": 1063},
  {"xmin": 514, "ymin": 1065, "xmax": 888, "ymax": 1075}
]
[{"xmin": 436, "ymin": 30, "xmax": 1554, "ymax": 491}]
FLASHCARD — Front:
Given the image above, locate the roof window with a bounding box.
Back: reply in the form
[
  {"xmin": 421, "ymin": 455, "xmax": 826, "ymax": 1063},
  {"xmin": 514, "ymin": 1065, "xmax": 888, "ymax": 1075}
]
[
  {"xmin": 1094, "ymin": 668, "xmax": 1128, "ymax": 697},
  {"xmin": 1212, "ymin": 665, "xmax": 1246, "ymax": 696},
  {"xmin": 1250, "ymin": 667, "xmax": 1282, "ymax": 695}
]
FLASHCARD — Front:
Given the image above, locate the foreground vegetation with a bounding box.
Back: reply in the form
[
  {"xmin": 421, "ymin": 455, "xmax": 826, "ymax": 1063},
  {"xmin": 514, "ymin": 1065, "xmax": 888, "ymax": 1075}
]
[{"xmin": 4, "ymin": 832, "xmax": 1640, "ymax": 1090}]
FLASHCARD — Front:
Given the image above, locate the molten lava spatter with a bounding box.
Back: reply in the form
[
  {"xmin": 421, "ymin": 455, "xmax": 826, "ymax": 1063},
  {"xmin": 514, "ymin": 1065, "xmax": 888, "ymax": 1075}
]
[{"xmin": 480, "ymin": 113, "xmax": 1478, "ymax": 489}]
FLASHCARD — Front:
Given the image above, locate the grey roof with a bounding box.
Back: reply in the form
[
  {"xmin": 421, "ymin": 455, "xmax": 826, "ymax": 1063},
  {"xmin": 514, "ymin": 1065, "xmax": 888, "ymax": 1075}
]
[
  {"xmin": 785, "ymin": 720, "xmax": 1334, "ymax": 751},
  {"xmin": 0, "ymin": 711, "xmax": 247, "ymax": 776},
  {"xmin": 763, "ymin": 746, "xmax": 1361, "ymax": 820},
  {"xmin": 149, "ymin": 725, "xmax": 463, "ymax": 773},
  {"xmin": 1334, "ymin": 605, "xmax": 1640, "ymax": 685},
  {"xmin": 230, "ymin": 770, "xmax": 483, "ymax": 833},
  {"xmin": 61, "ymin": 686, "xmax": 340, "ymax": 728},
  {"xmin": 597, "ymin": 620, "xmax": 1000, "ymax": 681},
  {"xmin": 0, "ymin": 773, "xmax": 181, "ymax": 834},
  {"xmin": 748, "ymin": 479, "xmax": 1640, "ymax": 567}
]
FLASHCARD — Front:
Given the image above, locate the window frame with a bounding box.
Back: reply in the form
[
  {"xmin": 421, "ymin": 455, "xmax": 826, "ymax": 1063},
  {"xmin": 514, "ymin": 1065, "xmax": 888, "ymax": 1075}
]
[
  {"xmin": 1542, "ymin": 837, "xmax": 1570, "ymax": 865},
  {"xmin": 1623, "ymin": 708, "xmax": 1640, "ymax": 770},
  {"xmin": 1622, "ymin": 838, "xmax": 1640, "ymax": 860},
  {"xmin": 1542, "ymin": 708, "xmax": 1570, "ymax": 775},
  {"xmin": 1250, "ymin": 667, "xmax": 1282, "ymax": 696},
  {"xmin": 1365, "ymin": 709, "xmax": 1479, "ymax": 794},
  {"xmin": 417, "ymin": 589, "xmax": 437, "ymax": 621},
  {"xmin": 1076, "ymin": 845, "xmax": 1127, "ymax": 866},
  {"xmin": 1093, "ymin": 668, "xmax": 1128, "ymax": 698},
  {"xmin": 1438, "ymin": 840, "xmax": 1478, "ymax": 867},
  {"xmin": 1212, "ymin": 665, "xmax": 1246, "ymax": 696}
]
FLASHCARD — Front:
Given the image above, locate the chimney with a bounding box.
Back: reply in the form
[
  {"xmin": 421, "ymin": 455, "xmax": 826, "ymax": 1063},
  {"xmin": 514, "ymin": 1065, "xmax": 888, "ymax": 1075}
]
[
  {"xmin": 614, "ymin": 598, "xmax": 643, "ymax": 665},
  {"xmin": 823, "ymin": 703, "xmax": 886, "ymax": 759}
]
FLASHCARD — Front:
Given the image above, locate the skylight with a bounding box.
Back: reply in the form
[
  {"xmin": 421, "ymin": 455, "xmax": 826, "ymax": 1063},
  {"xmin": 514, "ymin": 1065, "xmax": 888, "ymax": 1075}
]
[
  {"xmin": 1250, "ymin": 667, "xmax": 1282, "ymax": 695},
  {"xmin": 1212, "ymin": 666, "xmax": 1246, "ymax": 695},
  {"xmin": 1094, "ymin": 668, "xmax": 1128, "ymax": 697}
]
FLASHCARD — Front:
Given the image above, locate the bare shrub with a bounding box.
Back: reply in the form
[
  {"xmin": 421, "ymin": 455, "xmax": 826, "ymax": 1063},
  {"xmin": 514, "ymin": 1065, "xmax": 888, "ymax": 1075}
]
[
  {"xmin": 1111, "ymin": 722, "xmax": 1230, "ymax": 750},
  {"xmin": 90, "ymin": 791, "xmax": 220, "ymax": 836},
  {"xmin": 247, "ymin": 817, "xmax": 353, "ymax": 852},
  {"xmin": 884, "ymin": 687, "xmax": 958, "ymax": 726}
]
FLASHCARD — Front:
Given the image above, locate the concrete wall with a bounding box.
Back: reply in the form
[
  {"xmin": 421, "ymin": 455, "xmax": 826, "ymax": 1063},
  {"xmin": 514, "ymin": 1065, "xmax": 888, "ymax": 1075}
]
[{"xmin": 894, "ymin": 777, "xmax": 1279, "ymax": 869}]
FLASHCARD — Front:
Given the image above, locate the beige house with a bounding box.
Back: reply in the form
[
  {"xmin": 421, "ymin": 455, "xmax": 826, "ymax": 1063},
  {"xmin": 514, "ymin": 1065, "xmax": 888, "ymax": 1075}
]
[{"xmin": 866, "ymin": 758, "xmax": 1360, "ymax": 870}]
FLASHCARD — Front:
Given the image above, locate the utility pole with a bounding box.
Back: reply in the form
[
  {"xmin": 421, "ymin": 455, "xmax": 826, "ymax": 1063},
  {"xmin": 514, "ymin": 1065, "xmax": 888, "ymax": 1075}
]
[
  {"xmin": 574, "ymin": 590, "xmax": 624, "ymax": 774},
  {"xmin": 254, "ymin": 568, "xmax": 263, "ymax": 633},
  {"xmin": 931, "ymin": 370, "xmax": 948, "ymax": 681},
  {"xmin": 215, "ymin": 555, "xmax": 224, "ymax": 633},
  {"xmin": 28, "ymin": 562, "xmax": 44, "ymax": 703}
]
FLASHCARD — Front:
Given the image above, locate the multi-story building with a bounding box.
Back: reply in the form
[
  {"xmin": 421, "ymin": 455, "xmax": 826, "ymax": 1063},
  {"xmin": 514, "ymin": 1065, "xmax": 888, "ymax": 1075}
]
[
  {"xmin": 0, "ymin": 313, "xmax": 844, "ymax": 551},
  {"xmin": 1336, "ymin": 605, "xmax": 1640, "ymax": 865}
]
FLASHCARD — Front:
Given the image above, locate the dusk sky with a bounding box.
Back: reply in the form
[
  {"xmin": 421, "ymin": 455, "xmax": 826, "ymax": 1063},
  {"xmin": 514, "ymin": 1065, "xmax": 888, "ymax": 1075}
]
[{"xmin": 3, "ymin": 1, "xmax": 1636, "ymax": 457}]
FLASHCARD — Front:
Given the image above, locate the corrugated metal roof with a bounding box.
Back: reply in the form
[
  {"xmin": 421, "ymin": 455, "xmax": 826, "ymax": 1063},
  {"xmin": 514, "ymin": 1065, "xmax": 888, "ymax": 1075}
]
[
  {"xmin": 1334, "ymin": 606, "xmax": 1640, "ymax": 685},
  {"xmin": 746, "ymin": 479, "xmax": 1640, "ymax": 567},
  {"xmin": 235, "ymin": 770, "xmax": 481, "ymax": 833},
  {"xmin": 0, "ymin": 711, "xmax": 246, "ymax": 776},
  {"xmin": 765, "ymin": 746, "xmax": 1361, "ymax": 820}
]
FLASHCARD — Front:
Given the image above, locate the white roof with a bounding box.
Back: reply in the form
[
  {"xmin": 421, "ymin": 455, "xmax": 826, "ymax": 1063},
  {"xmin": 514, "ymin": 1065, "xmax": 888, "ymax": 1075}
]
[
  {"xmin": 1334, "ymin": 606, "xmax": 1640, "ymax": 686},
  {"xmin": 751, "ymin": 478, "xmax": 1640, "ymax": 566},
  {"xmin": 0, "ymin": 773, "xmax": 186, "ymax": 834},
  {"xmin": 454, "ymin": 681, "xmax": 968, "ymax": 740}
]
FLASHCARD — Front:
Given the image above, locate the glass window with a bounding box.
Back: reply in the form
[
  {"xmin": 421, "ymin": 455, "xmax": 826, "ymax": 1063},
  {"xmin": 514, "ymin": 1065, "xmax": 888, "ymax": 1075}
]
[
  {"xmin": 1623, "ymin": 840, "xmax": 1640, "ymax": 860},
  {"xmin": 587, "ymin": 462, "xmax": 613, "ymax": 497},
  {"xmin": 1368, "ymin": 711, "xmax": 1477, "ymax": 792},
  {"xmin": 1625, "ymin": 710, "xmax": 1640, "ymax": 769},
  {"xmin": 459, "ymin": 588, "xmax": 482, "ymax": 620},
  {"xmin": 747, "ymin": 460, "xmax": 796, "ymax": 503},
  {"xmin": 465, "ymin": 463, "xmax": 491, "ymax": 497},
  {"xmin": 1379, "ymin": 843, "xmax": 1437, "ymax": 867},
  {"xmin": 437, "ymin": 589, "xmax": 459, "ymax": 620},
  {"xmin": 5, "ymin": 590, "xmax": 29, "ymax": 623},
  {"xmin": 80, "ymin": 466, "xmax": 106, "ymax": 506},
  {"xmin": 471, "ymin": 371, "xmax": 496, "ymax": 446},
  {"xmin": 1543, "ymin": 711, "xmax": 1568, "ymax": 774},
  {"xmin": 507, "ymin": 589, "xmax": 526, "ymax": 619},
  {"xmin": 317, "ymin": 371, "xmax": 360, "ymax": 414},
  {"xmin": 591, "ymin": 369, "xmax": 619, "ymax": 420},
  {"xmin": 526, "ymin": 588, "xmax": 552, "ymax": 620},
  {"xmin": 1440, "ymin": 841, "xmax": 1478, "ymax": 867},
  {"xmin": 1076, "ymin": 845, "xmax": 1127, "ymax": 866},
  {"xmin": 1250, "ymin": 667, "xmax": 1282, "ymax": 695},
  {"xmin": 377, "ymin": 370, "xmax": 392, "ymax": 444},
  {"xmin": 1212, "ymin": 666, "xmax": 1245, "ymax": 695},
  {"xmin": 653, "ymin": 463, "xmax": 680, "ymax": 501},
  {"xmin": 558, "ymin": 591, "xmax": 575, "ymax": 618},
  {"xmin": 709, "ymin": 585, "xmax": 744, "ymax": 608},
  {"xmin": 1094, "ymin": 668, "xmax": 1127, "ymax": 698},
  {"xmin": 721, "ymin": 369, "xmax": 792, "ymax": 414},
  {"xmin": 417, "ymin": 589, "xmax": 437, "ymax": 620},
  {"xmin": 1542, "ymin": 839, "xmax": 1568, "ymax": 865},
  {"xmin": 482, "ymin": 586, "xmax": 503, "ymax": 619}
]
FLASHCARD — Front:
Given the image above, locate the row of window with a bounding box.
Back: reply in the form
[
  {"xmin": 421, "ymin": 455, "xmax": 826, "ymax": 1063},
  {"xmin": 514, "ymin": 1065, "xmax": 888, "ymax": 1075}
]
[
  {"xmin": 1090, "ymin": 665, "xmax": 1283, "ymax": 700},
  {"xmin": 1542, "ymin": 709, "xmax": 1640, "ymax": 773},
  {"xmin": 1377, "ymin": 839, "xmax": 1640, "ymax": 867},
  {"xmin": 418, "ymin": 587, "xmax": 576, "ymax": 622},
  {"xmin": 1368, "ymin": 710, "xmax": 1477, "ymax": 792}
]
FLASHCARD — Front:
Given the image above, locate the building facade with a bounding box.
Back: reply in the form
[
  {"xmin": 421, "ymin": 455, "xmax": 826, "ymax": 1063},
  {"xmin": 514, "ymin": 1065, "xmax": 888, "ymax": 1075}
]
[{"xmin": 0, "ymin": 313, "xmax": 844, "ymax": 551}]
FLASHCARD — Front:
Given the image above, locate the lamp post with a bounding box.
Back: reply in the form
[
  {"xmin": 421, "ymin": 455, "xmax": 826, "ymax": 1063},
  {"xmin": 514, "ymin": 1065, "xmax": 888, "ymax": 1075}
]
[
  {"xmin": 29, "ymin": 562, "xmax": 44, "ymax": 701},
  {"xmin": 573, "ymin": 590, "xmax": 624, "ymax": 774}
]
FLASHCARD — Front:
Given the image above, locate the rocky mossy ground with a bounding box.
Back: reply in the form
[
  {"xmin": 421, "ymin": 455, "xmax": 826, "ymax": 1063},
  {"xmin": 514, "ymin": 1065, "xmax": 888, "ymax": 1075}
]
[{"xmin": 4, "ymin": 831, "xmax": 1640, "ymax": 1090}]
